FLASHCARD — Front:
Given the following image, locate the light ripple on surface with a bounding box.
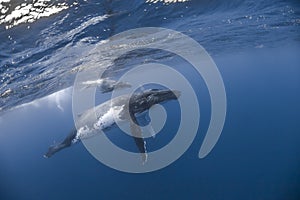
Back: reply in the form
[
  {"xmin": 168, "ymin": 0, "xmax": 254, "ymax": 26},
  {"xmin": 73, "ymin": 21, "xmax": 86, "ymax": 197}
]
[{"xmin": 0, "ymin": 0, "xmax": 71, "ymax": 29}]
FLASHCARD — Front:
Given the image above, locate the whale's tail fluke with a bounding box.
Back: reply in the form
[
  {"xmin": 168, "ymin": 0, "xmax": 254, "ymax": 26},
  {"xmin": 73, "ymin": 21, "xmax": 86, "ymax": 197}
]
[
  {"xmin": 44, "ymin": 129, "xmax": 77, "ymax": 158},
  {"xmin": 44, "ymin": 144, "xmax": 66, "ymax": 158}
]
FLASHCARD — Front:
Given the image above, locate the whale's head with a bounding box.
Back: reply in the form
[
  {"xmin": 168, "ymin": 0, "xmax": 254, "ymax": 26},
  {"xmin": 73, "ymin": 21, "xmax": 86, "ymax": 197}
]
[{"xmin": 130, "ymin": 89, "xmax": 181, "ymax": 114}]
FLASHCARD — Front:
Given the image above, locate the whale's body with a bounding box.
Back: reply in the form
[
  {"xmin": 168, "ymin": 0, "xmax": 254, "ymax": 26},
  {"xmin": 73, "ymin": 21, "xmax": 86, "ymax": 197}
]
[
  {"xmin": 74, "ymin": 95, "xmax": 132, "ymax": 141},
  {"xmin": 44, "ymin": 89, "xmax": 180, "ymax": 161}
]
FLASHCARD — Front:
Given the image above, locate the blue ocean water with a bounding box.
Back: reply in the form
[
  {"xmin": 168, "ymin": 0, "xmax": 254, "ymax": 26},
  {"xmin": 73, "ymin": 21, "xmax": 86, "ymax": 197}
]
[{"xmin": 0, "ymin": 0, "xmax": 300, "ymax": 199}]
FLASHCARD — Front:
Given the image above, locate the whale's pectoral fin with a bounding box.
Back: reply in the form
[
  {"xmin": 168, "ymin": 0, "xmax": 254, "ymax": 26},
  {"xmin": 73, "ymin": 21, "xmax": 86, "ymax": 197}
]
[
  {"xmin": 136, "ymin": 112, "xmax": 156, "ymax": 138},
  {"xmin": 129, "ymin": 113, "xmax": 147, "ymax": 163}
]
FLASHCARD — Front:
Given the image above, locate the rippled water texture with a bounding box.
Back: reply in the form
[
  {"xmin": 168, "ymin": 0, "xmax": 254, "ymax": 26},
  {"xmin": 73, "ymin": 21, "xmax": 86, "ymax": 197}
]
[{"xmin": 0, "ymin": 0, "xmax": 299, "ymax": 112}]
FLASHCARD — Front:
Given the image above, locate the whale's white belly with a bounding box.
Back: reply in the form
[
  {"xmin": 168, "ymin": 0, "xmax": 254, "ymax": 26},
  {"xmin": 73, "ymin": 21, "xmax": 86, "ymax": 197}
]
[{"xmin": 75, "ymin": 105, "xmax": 125, "ymax": 141}]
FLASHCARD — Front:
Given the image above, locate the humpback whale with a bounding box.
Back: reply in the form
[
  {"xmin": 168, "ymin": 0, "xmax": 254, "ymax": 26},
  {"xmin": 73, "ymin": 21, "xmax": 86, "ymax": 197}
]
[
  {"xmin": 44, "ymin": 89, "xmax": 180, "ymax": 162},
  {"xmin": 81, "ymin": 78, "xmax": 131, "ymax": 93}
]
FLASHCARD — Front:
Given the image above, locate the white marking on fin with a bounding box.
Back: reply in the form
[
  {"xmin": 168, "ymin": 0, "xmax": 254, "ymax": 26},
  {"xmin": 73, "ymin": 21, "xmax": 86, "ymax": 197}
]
[{"xmin": 142, "ymin": 140, "xmax": 148, "ymax": 165}]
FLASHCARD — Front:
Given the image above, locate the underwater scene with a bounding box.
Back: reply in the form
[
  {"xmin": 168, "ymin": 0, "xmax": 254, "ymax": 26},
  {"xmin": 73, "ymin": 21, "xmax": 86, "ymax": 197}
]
[{"xmin": 0, "ymin": 0, "xmax": 300, "ymax": 199}]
